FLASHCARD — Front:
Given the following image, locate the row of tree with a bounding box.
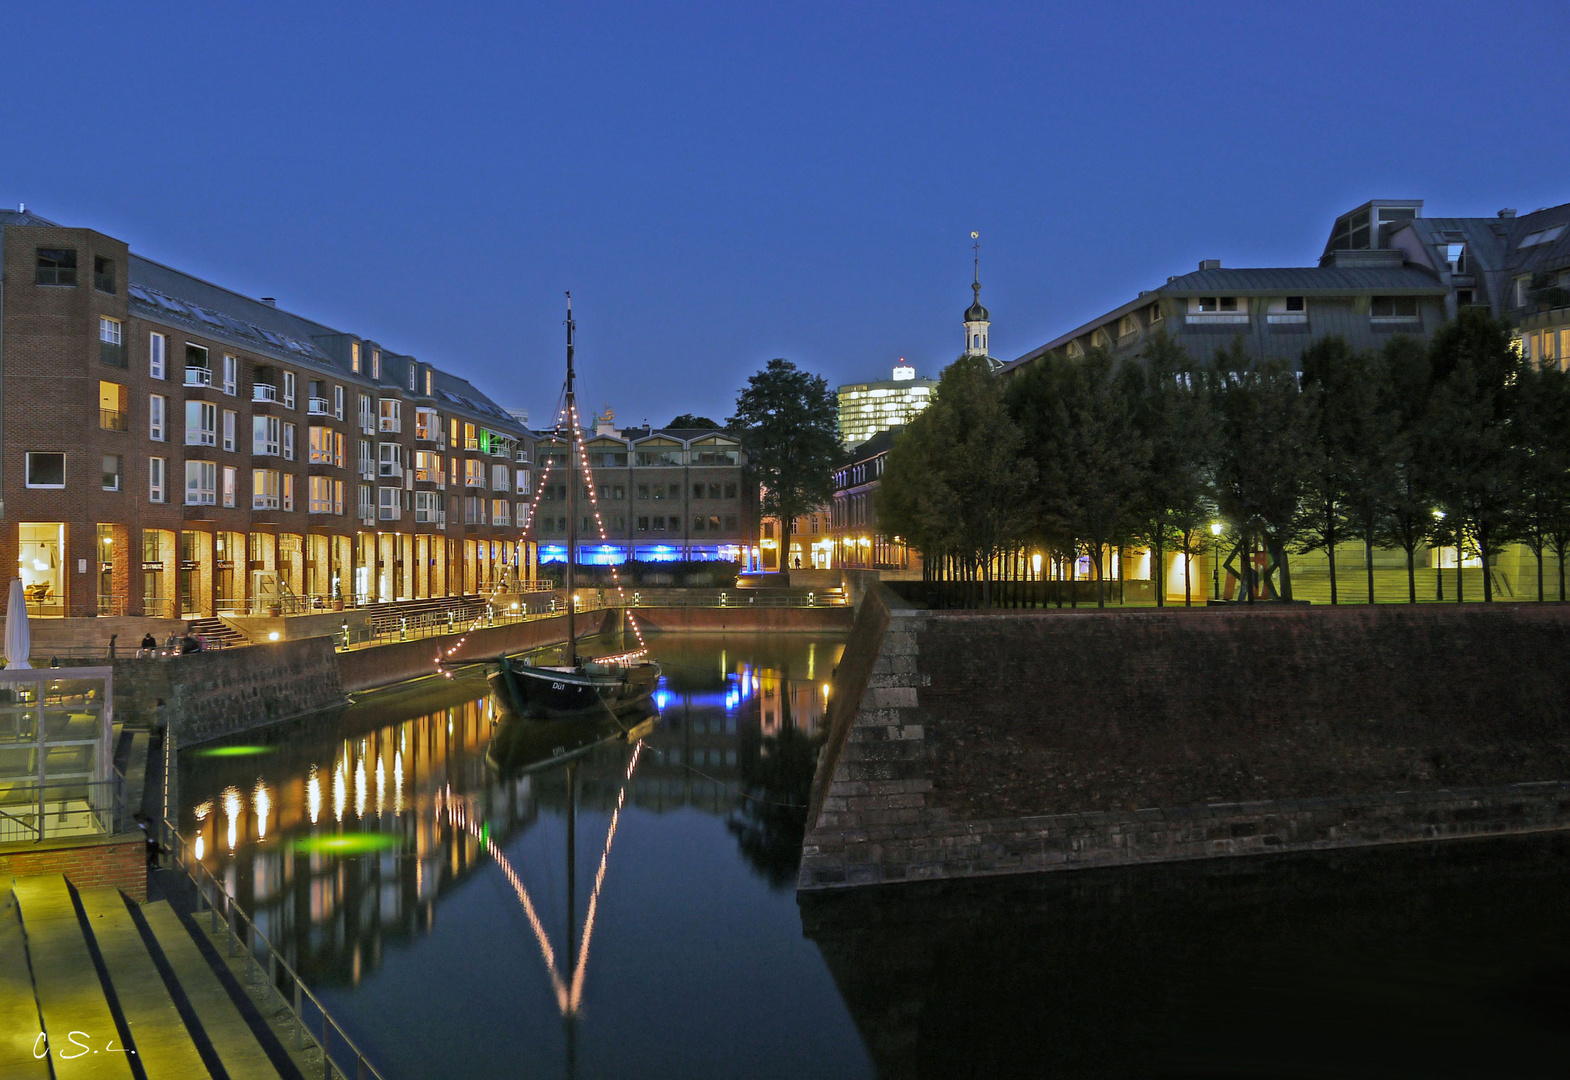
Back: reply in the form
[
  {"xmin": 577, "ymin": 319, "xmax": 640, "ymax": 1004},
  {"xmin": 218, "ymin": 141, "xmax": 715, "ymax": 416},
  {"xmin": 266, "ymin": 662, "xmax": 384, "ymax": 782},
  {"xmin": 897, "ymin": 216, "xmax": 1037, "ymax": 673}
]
[{"xmin": 878, "ymin": 309, "xmax": 1570, "ymax": 607}]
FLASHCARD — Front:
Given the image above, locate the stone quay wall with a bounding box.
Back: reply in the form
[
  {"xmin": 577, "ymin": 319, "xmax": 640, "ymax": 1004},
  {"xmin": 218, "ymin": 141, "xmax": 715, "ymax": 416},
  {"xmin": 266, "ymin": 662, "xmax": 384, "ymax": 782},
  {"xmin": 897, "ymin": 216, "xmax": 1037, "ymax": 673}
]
[
  {"xmin": 113, "ymin": 636, "xmax": 346, "ymax": 744},
  {"xmin": 628, "ymin": 605, "xmax": 853, "ymax": 635},
  {"xmin": 799, "ymin": 599, "xmax": 1570, "ymax": 890}
]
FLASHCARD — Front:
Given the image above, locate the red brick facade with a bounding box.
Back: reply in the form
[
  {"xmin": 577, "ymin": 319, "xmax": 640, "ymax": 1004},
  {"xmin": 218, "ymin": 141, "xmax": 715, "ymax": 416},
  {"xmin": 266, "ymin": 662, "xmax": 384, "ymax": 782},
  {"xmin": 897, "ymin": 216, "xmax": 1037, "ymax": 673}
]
[{"xmin": 0, "ymin": 832, "xmax": 146, "ymax": 902}]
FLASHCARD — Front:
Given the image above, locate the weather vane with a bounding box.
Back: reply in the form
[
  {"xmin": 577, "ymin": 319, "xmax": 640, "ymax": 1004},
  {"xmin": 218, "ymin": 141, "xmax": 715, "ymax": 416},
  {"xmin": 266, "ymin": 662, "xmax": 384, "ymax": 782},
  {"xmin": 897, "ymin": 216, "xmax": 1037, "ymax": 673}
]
[{"xmin": 971, "ymin": 231, "xmax": 980, "ymax": 285}]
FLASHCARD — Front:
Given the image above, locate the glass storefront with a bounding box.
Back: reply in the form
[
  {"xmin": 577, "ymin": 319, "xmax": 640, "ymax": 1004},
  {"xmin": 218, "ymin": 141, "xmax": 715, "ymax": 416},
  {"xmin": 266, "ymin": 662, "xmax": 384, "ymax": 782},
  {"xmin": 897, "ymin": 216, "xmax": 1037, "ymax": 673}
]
[{"xmin": 18, "ymin": 522, "xmax": 64, "ymax": 616}]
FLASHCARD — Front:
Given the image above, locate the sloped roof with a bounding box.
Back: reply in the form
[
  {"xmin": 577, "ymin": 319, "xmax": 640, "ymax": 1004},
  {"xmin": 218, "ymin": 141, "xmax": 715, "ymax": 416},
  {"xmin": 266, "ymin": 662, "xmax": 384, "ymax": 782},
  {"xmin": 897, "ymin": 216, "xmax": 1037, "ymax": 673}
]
[{"xmin": 1158, "ymin": 264, "xmax": 1445, "ymax": 295}]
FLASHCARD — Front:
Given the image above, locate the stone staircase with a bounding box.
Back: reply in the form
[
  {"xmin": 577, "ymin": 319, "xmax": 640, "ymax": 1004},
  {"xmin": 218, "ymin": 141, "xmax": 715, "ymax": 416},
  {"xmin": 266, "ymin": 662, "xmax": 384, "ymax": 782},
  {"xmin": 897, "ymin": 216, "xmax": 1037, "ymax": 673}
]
[
  {"xmin": 3, "ymin": 873, "xmax": 303, "ymax": 1078},
  {"xmin": 187, "ymin": 617, "xmax": 249, "ymax": 649}
]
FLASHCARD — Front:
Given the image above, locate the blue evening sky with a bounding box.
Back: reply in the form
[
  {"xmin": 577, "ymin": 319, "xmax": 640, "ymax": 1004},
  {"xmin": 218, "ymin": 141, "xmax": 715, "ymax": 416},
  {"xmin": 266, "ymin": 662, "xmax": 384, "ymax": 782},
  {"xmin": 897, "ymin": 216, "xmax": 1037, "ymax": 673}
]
[{"xmin": 4, "ymin": 1, "xmax": 1567, "ymax": 427}]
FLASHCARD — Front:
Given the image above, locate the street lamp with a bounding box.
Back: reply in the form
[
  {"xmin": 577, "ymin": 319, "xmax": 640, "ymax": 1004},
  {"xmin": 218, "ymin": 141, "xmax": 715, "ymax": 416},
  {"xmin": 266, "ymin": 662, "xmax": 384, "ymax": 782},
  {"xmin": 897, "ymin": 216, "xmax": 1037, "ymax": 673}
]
[{"xmin": 1210, "ymin": 521, "xmax": 1224, "ymax": 601}]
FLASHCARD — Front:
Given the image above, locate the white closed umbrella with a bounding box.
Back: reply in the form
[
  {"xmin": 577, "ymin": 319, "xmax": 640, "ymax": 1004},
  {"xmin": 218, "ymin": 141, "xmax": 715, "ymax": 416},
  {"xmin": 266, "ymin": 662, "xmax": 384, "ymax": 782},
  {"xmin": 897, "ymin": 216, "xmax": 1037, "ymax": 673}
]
[{"xmin": 6, "ymin": 578, "xmax": 32, "ymax": 670}]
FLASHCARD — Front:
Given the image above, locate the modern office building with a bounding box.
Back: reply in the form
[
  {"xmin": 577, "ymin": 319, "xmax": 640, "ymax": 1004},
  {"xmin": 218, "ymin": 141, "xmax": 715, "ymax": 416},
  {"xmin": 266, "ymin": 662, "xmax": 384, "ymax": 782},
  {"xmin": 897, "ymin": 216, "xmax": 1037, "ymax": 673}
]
[
  {"xmin": 999, "ymin": 197, "xmax": 1570, "ymax": 378},
  {"xmin": 531, "ymin": 414, "xmax": 759, "ymax": 566},
  {"xmin": 0, "ymin": 207, "xmax": 536, "ymax": 618},
  {"xmin": 836, "ymin": 361, "xmax": 935, "ymax": 448}
]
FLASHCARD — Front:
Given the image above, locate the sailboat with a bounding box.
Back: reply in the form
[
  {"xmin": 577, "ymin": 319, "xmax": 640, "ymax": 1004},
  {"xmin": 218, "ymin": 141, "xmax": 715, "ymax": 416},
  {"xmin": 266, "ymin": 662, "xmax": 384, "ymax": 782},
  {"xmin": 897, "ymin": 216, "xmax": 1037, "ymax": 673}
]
[{"xmin": 489, "ymin": 294, "xmax": 661, "ymax": 719}]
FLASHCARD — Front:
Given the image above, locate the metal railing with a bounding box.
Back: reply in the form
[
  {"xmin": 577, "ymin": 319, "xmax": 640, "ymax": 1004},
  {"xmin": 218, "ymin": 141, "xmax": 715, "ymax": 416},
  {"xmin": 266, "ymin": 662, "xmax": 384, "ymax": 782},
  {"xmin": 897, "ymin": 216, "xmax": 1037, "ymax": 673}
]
[
  {"xmin": 184, "ymin": 366, "xmax": 212, "ymax": 387},
  {"xmin": 100, "ymin": 408, "xmax": 128, "ymax": 431},
  {"xmin": 160, "ymin": 820, "xmax": 386, "ymax": 1080},
  {"xmin": 0, "ymin": 776, "xmax": 123, "ymax": 843}
]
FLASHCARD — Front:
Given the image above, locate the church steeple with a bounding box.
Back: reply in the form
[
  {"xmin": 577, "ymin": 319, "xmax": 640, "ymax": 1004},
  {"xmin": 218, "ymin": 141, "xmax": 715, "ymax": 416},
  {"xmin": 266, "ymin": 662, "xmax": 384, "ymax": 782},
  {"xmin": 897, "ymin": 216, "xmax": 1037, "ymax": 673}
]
[{"xmin": 963, "ymin": 231, "xmax": 993, "ymax": 363}]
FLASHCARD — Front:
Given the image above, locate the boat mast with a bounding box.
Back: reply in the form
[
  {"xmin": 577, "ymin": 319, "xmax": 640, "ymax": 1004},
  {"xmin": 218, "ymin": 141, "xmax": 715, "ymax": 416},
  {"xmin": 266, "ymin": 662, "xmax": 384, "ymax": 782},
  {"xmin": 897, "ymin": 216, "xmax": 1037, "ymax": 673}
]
[{"xmin": 564, "ymin": 293, "xmax": 578, "ymax": 667}]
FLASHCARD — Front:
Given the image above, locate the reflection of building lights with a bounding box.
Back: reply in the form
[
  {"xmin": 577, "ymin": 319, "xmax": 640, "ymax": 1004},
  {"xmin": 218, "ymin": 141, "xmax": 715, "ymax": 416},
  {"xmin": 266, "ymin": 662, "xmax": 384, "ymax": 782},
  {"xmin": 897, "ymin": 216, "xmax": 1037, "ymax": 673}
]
[
  {"xmin": 267, "ymin": 631, "xmax": 280, "ymax": 641},
  {"xmin": 355, "ymin": 757, "xmax": 367, "ymax": 818},
  {"xmin": 253, "ymin": 781, "xmax": 270, "ymax": 839},
  {"xmin": 822, "ymin": 683, "xmax": 831, "ymax": 698},
  {"xmin": 334, "ymin": 762, "xmax": 347, "ymax": 822},
  {"xmin": 307, "ymin": 766, "xmax": 322, "ymax": 825},
  {"xmin": 394, "ymin": 750, "xmax": 405, "ymax": 815},
  {"xmin": 376, "ymin": 755, "xmax": 386, "ymax": 815},
  {"xmin": 223, "ymin": 786, "xmax": 241, "ymax": 851},
  {"xmin": 194, "ymin": 835, "xmax": 205, "ymax": 860},
  {"xmin": 194, "ymin": 799, "xmax": 212, "ymax": 821}
]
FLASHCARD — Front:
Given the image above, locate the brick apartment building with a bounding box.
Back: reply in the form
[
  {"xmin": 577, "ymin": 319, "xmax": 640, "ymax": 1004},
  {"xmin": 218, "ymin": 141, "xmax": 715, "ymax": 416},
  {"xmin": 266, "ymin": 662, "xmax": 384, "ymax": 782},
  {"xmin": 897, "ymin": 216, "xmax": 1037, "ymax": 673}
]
[
  {"xmin": 0, "ymin": 207, "xmax": 537, "ymax": 619},
  {"xmin": 532, "ymin": 413, "xmax": 759, "ymax": 567}
]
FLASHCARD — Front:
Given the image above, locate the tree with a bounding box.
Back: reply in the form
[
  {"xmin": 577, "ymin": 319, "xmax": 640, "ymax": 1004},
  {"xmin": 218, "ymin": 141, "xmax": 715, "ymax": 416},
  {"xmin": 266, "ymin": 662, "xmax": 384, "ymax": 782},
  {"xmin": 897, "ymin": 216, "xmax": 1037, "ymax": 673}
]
[
  {"xmin": 1211, "ymin": 343, "xmax": 1317, "ymax": 602},
  {"xmin": 1376, "ymin": 335, "xmax": 1437, "ymax": 603},
  {"xmin": 880, "ymin": 356, "xmax": 1036, "ymax": 606},
  {"xmin": 668, "ymin": 413, "xmax": 721, "ymax": 430},
  {"xmin": 1421, "ymin": 309, "xmax": 1523, "ymax": 602},
  {"xmin": 1008, "ymin": 348, "xmax": 1145, "ymax": 607},
  {"xmin": 1299, "ymin": 337, "xmax": 1394, "ymax": 604},
  {"xmin": 728, "ymin": 359, "xmax": 841, "ymax": 574},
  {"xmin": 1130, "ymin": 332, "xmax": 1218, "ymax": 607},
  {"xmin": 1512, "ymin": 360, "xmax": 1570, "ymax": 600}
]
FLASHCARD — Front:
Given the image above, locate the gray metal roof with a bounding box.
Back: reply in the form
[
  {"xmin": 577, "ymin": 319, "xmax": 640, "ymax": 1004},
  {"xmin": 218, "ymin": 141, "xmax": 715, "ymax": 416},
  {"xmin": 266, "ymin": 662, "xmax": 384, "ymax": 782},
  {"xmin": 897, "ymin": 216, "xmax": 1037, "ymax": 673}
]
[
  {"xmin": 1157, "ymin": 265, "xmax": 1445, "ymax": 295},
  {"xmin": 0, "ymin": 209, "xmax": 61, "ymax": 228}
]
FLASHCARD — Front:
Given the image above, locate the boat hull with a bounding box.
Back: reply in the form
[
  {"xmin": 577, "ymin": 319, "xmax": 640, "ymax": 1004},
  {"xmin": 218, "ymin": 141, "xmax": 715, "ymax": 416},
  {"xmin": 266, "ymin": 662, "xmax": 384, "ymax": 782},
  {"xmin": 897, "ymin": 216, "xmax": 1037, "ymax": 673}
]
[{"xmin": 488, "ymin": 658, "xmax": 661, "ymax": 718}]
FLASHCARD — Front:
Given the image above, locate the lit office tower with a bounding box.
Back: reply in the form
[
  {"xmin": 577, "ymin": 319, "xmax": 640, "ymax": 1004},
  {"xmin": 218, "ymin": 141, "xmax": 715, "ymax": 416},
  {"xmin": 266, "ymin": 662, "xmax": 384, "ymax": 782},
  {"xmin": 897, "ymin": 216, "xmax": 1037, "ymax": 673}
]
[{"xmin": 836, "ymin": 361, "xmax": 936, "ymax": 448}]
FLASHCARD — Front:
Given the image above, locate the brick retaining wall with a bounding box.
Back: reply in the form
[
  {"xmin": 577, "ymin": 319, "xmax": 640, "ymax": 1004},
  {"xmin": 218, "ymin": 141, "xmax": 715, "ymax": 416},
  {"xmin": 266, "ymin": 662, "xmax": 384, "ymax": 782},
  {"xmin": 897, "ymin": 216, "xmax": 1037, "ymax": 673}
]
[
  {"xmin": 799, "ymin": 600, "xmax": 1570, "ymax": 890},
  {"xmin": 0, "ymin": 832, "xmax": 146, "ymax": 901}
]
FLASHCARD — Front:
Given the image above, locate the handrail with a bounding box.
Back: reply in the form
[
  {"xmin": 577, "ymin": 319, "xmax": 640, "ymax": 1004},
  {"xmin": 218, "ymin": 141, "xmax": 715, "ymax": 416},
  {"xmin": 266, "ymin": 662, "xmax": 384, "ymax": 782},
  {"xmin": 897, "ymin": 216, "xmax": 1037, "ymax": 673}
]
[{"xmin": 159, "ymin": 818, "xmax": 387, "ymax": 1080}]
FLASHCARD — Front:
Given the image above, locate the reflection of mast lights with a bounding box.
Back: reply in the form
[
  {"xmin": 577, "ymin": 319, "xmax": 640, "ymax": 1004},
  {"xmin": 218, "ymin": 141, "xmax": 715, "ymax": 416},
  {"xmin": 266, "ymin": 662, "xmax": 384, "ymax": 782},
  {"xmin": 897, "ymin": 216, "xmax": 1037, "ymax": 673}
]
[
  {"xmin": 222, "ymin": 786, "xmax": 241, "ymax": 851},
  {"xmin": 569, "ymin": 740, "xmax": 643, "ymax": 1013},
  {"xmin": 307, "ymin": 766, "xmax": 322, "ymax": 825},
  {"xmin": 253, "ymin": 780, "xmax": 271, "ymax": 839}
]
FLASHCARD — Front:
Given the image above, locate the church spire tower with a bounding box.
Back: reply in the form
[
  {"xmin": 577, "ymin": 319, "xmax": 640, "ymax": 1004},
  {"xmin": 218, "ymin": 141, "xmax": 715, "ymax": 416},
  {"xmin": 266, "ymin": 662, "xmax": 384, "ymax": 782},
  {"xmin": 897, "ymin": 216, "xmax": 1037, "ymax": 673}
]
[{"xmin": 963, "ymin": 231, "xmax": 993, "ymax": 365}]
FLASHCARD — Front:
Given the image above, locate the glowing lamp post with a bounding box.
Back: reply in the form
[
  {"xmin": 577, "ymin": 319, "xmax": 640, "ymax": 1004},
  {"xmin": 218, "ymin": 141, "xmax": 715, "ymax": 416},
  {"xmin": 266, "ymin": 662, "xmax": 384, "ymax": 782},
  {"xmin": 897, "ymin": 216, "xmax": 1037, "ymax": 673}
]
[{"xmin": 1210, "ymin": 521, "xmax": 1224, "ymax": 601}]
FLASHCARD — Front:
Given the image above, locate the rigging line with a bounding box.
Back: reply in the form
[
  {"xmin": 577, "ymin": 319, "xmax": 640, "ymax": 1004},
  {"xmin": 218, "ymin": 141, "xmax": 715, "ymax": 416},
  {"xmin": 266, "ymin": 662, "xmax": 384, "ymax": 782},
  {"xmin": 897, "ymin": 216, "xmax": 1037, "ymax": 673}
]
[
  {"xmin": 437, "ymin": 786, "xmax": 570, "ymax": 1013},
  {"xmin": 567, "ymin": 739, "xmax": 643, "ymax": 1012}
]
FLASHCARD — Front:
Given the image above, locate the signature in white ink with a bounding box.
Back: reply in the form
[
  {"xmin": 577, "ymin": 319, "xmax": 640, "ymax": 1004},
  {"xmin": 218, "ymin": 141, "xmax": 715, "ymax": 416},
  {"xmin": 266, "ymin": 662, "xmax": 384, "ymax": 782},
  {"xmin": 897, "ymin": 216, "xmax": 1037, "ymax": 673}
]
[{"xmin": 33, "ymin": 1031, "xmax": 138, "ymax": 1060}]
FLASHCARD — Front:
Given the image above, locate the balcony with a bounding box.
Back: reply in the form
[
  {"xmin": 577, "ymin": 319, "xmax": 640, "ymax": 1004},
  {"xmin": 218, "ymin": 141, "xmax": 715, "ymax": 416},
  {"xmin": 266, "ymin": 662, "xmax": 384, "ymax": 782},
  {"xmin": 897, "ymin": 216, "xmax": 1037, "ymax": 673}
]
[
  {"xmin": 99, "ymin": 409, "xmax": 127, "ymax": 432},
  {"xmin": 378, "ymin": 506, "xmax": 402, "ymax": 522},
  {"xmin": 99, "ymin": 340, "xmax": 126, "ymax": 368},
  {"xmin": 465, "ymin": 475, "xmax": 486, "ymax": 488},
  {"xmin": 359, "ymin": 414, "xmax": 376, "ymax": 435},
  {"xmin": 184, "ymin": 366, "xmax": 213, "ymax": 387},
  {"xmin": 414, "ymin": 508, "xmax": 446, "ymax": 526},
  {"xmin": 515, "ymin": 450, "xmax": 531, "ymax": 464},
  {"xmin": 1266, "ymin": 313, "xmax": 1308, "ymax": 325},
  {"xmin": 379, "ymin": 463, "xmax": 403, "ymax": 479},
  {"xmin": 252, "ymin": 383, "xmax": 278, "ymax": 403},
  {"xmin": 358, "ymin": 461, "xmax": 376, "ymax": 480},
  {"xmin": 307, "ymin": 397, "xmax": 331, "ymax": 416}
]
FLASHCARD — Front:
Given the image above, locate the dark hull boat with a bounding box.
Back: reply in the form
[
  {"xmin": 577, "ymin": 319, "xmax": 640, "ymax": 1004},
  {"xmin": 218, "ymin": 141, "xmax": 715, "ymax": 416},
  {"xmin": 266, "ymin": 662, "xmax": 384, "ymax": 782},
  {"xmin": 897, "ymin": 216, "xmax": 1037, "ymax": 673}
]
[{"xmin": 488, "ymin": 656, "xmax": 661, "ymax": 719}]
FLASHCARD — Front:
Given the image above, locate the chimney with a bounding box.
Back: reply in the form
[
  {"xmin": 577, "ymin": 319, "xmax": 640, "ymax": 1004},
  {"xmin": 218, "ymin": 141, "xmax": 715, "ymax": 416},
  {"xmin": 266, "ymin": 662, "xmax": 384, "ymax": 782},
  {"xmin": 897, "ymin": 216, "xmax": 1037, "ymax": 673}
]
[
  {"xmin": 260, "ymin": 297, "xmax": 277, "ymax": 307},
  {"xmin": 1498, "ymin": 209, "xmax": 1517, "ymax": 219},
  {"xmin": 1198, "ymin": 259, "xmax": 1221, "ymax": 271}
]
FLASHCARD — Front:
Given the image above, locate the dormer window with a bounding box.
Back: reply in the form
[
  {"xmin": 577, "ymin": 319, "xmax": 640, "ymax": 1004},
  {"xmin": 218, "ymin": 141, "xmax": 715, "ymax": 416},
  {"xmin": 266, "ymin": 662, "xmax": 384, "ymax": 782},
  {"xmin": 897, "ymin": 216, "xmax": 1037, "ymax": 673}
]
[
  {"xmin": 1444, "ymin": 243, "xmax": 1467, "ymax": 274},
  {"xmin": 1197, "ymin": 297, "xmax": 1238, "ymax": 312},
  {"xmin": 1285, "ymin": 296, "xmax": 1305, "ymax": 312}
]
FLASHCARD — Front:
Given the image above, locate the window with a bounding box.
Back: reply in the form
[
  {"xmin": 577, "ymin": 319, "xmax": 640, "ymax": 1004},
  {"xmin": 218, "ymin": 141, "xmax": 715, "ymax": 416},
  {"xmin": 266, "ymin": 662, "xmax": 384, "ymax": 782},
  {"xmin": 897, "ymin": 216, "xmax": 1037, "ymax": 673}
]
[
  {"xmin": 415, "ymin": 407, "xmax": 440, "ymax": 441},
  {"xmin": 465, "ymin": 458, "xmax": 485, "ymax": 487},
  {"xmin": 463, "ymin": 422, "xmax": 478, "ymax": 450},
  {"xmin": 309, "ymin": 475, "xmax": 339, "ymax": 514},
  {"xmin": 693, "ymin": 515, "xmax": 706, "ymax": 532},
  {"xmin": 35, "ymin": 248, "xmax": 77, "ymax": 286},
  {"xmin": 99, "ymin": 381, "xmax": 127, "ymax": 430},
  {"xmin": 493, "ymin": 464, "xmax": 511, "ymax": 492},
  {"xmin": 283, "ymin": 474, "xmax": 294, "ymax": 512},
  {"xmin": 359, "ymin": 393, "xmax": 374, "ymax": 432},
  {"xmin": 252, "ymin": 469, "xmax": 280, "ymax": 509},
  {"xmin": 185, "ymin": 344, "xmax": 212, "ymax": 386},
  {"xmin": 186, "ymin": 401, "xmax": 217, "ymax": 446},
  {"xmin": 516, "ymin": 469, "xmax": 530, "ymax": 495},
  {"xmin": 93, "ymin": 255, "xmax": 115, "ymax": 293},
  {"xmin": 253, "ymin": 415, "xmax": 280, "ymax": 456},
  {"xmin": 334, "ymin": 385, "xmax": 345, "ymax": 420},
  {"xmin": 693, "ymin": 484, "xmax": 705, "ymax": 500},
  {"xmin": 379, "ymin": 442, "xmax": 401, "ymax": 477},
  {"xmin": 1370, "ymin": 296, "xmax": 1420, "ymax": 319},
  {"xmin": 186, "ymin": 460, "xmax": 217, "ymax": 505},
  {"xmin": 414, "ymin": 451, "xmax": 444, "ymax": 484},
  {"xmin": 724, "ymin": 515, "xmax": 737, "ymax": 531},
  {"xmin": 378, "ymin": 486, "xmax": 401, "ymax": 521},
  {"xmin": 1118, "ymin": 315, "xmax": 1138, "ymax": 337},
  {"xmin": 149, "ymin": 394, "xmax": 166, "ymax": 441},
  {"xmin": 1456, "ymin": 289, "xmax": 1475, "ymax": 307},
  {"xmin": 99, "ymin": 317, "xmax": 125, "ymax": 367},
  {"xmin": 425, "ymin": 369, "xmax": 433, "ymax": 395},
  {"xmin": 358, "ymin": 484, "xmax": 374, "ymax": 520},
  {"xmin": 379, "ymin": 398, "xmax": 401, "ymax": 432},
  {"xmin": 1444, "ymin": 243, "xmax": 1467, "ymax": 274},
  {"xmin": 408, "ymin": 363, "xmax": 417, "ymax": 391},
  {"xmin": 334, "ymin": 431, "xmax": 346, "ymax": 468},
  {"xmin": 351, "ymin": 341, "xmax": 361, "ymax": 373},
  {"xmin": 1518, "ymin": 225, "xmax": 1567, "ymax": 249},
  {"xmin": 102, "ymin": 455, "xmax": 121, "ymax": 491},
  {"xmin": 709, "ymin": 483, "xmax": 722, "ymax": 499},
  {"xmin": 1515, "ymin": 277, "xmax": 1532, "ymax": 308},
  {"xmin": 517, "ymin": 503, "xmax": 529, "ymax": 528},
  {"xmin": 283, "ymin": 422, "xmax": 296, "ymax": 461},
  {"xmin": 669, "ymin": 483, "xmax": 682, "ymax": 500},
  {"xmin": 309, "ymin": 426, "xmax": 335, "ymax": 464},
  {"xmin": 222, "ymin": 355, "xmax": 238, "ymax": 395},
  {"xmin": 371, "ymin": 349, "xmax": 381, "ymax": 380},
  {"xmin": 283, "ymin": 371, "xmax": 296, "ymax": 409},
  {"xmin": 637, "ymin": 516, "xmax": 650, "ymax": 531},
  {"xmin": 149, "ymin": 457, "xmax": 166, "ymax": 502},
  {"xmin": 149, "ymin": 333, "xmax": 166, "ymax": 379},
  {"xmin": 222, "ymin": 466, "xmax": 237, "ymax": 507},
  {"xmin": 492, "ymin": 499, "xmax": 510, "ymax": 524},
  {"xmin": 222, "ymin": 410, "xmax": 237, "ymax": 452},
  {"xmin": 1285, "ymin": 296, "xmax": 1305, "ymax": 312},
  {"xmin": 1197, "ymin": 297, "xmax": 1238, "ymax": 312}
]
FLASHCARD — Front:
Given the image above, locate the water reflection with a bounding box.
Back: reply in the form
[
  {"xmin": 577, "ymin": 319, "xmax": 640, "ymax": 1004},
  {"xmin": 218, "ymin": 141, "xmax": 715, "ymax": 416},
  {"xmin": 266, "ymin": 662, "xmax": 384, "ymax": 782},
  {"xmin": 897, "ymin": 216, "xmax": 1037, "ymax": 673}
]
[
  {"xmin": 800, "ymin": 834, "xmax": 1570, "ymax": 1079},
  {"xmin": 177, "ymin": 633, "xmax": 844, "ymax": 1004}
]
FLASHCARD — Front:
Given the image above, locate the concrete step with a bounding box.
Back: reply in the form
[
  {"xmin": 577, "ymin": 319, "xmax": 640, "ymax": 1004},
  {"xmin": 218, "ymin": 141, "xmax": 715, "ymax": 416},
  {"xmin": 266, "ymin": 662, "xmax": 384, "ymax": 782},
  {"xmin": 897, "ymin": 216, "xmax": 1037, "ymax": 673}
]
[
  {"xmin": 77, "ymin": 888, "xmax": 212, "ymax": 1079},
  {"xmin": 140, "ymin": 900, "xmax": 285, "ymax": 1080},
  {"xmin": 0, "ymin": 893, "xmax": 50, "ymax": 1079},
  {"xmin": 9, "ymin": 873, "xmax": 136, "ymax": 1079}
]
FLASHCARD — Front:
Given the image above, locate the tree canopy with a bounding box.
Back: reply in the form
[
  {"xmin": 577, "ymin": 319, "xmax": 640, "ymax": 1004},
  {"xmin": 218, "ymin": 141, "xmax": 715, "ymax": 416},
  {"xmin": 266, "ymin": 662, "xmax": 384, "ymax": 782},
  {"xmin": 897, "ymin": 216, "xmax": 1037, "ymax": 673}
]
[
  {"xmin": 667, "ymin": 413, "xmax": 721, "ymax": 430},
  {"xmin": 727, "ymin": 358, "xmax": 841, "ymax": 555}
]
